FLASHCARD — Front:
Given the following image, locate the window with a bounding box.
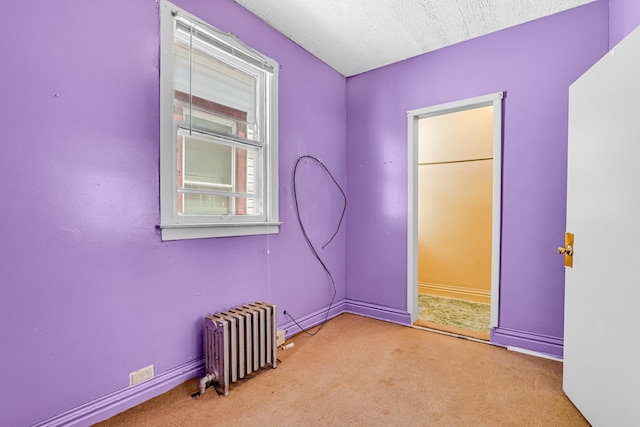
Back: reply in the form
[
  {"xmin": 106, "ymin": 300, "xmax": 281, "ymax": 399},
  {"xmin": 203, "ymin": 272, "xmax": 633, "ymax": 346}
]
[{"xmin": 159, "ymin": 0, "xmax": 279, "ymax": 240}]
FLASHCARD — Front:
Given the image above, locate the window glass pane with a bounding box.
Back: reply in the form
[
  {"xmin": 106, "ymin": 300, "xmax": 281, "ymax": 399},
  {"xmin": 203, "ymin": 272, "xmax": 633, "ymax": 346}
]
[
  {"xmin": 186, "ymin": 110, "xmax": 234, "ymax": 135},
  {"xmin": 182, "ymin": 194, "xmax": 258, "ymax": 216},
  {"xmin": 177, "ymin": 134, "xmax": 262, "ymax": 216},
  {"xmin": 183, "ymin": 136, "xmax": 232, "ymax": 189},
  {"xmin": 192, "ymin": 47, "xmax": 255, "ymax": 122},
  {"xmin": 183, "ymin": 194, "xmax": 231, "ymax": 215},
  {"xmin": 173, "ymin": 39, "xmax": 258, "ymax": 141}
]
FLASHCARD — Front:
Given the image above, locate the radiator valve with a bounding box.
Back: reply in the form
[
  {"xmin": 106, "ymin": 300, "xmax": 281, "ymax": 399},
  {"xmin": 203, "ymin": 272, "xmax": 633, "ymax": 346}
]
[{"xmin": 199, "ymin": 373, "xmax": 216, "ymax": 397}]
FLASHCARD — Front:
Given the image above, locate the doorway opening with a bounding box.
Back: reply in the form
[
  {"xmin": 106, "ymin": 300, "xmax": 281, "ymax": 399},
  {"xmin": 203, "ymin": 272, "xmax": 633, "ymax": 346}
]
[{"xmin": 407, "ymin": 93, "xmax": 503, "ymax": 340}]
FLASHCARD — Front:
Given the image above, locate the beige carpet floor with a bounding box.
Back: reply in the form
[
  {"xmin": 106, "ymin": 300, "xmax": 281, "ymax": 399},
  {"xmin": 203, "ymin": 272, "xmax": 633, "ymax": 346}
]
[{"xmin": 96, "ymin": 313, "xmax": 587, "ymax": 427}]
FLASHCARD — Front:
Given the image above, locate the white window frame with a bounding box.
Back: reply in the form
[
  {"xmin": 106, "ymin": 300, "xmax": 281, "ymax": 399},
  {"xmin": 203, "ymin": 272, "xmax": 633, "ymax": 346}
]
[{"xmin": 159, "ymin": 0, "xmax": 280, "ymax": 240}]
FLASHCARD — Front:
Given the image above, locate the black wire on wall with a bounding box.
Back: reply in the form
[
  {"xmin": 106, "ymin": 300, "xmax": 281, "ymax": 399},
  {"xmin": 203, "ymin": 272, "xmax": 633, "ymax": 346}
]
[{"xmin": 284, "ymin": 155, "xmax": 347, "ymax": 336}]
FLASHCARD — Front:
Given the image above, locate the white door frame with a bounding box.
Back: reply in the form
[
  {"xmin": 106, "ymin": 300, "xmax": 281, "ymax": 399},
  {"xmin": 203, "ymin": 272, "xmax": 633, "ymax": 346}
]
[{"xmin": 407, "ymin": 92, "xmax": 503, "ymax": 327}]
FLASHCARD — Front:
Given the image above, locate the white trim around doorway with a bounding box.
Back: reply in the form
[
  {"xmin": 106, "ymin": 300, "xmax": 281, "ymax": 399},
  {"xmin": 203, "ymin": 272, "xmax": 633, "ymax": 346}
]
[{"xmin": 407, "ymin": 92, "xmax": 504, "ymax": 328}]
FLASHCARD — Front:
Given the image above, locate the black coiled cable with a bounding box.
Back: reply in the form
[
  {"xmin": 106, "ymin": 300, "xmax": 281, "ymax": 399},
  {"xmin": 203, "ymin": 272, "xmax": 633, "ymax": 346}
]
[{"xmin": 284, "ymin": 155, "xmax": 347, "ymax": 336}]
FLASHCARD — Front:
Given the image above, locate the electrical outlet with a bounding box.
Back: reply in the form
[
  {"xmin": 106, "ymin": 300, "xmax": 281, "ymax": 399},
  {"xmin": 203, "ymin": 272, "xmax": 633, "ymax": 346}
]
[
  {"xmin": 276, "ymin": 329, "xmax": 285, "ymax": 347},
  {"xmin": 130, "ymin": 365, "xmax": 154, "ymax": 386}
]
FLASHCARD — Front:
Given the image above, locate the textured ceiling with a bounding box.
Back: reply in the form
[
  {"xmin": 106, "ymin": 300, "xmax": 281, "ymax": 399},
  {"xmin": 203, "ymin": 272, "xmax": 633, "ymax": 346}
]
[{"xmin": 235, "ymin": 0, "xmax": 597, "ymax": 76}]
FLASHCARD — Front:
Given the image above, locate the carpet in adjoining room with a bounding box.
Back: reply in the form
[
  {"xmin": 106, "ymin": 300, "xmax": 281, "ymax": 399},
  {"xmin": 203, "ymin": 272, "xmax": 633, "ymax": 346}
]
[{"xmin": 417, "ymin": 294, "xmax": 490, "ymax": 338}]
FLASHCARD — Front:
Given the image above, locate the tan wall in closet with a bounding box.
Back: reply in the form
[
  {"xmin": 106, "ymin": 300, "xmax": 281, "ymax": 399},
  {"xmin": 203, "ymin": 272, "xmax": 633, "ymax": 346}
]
[{"xmin": 418, "ymin": 106, "xmax": 493, "ymax": 303}]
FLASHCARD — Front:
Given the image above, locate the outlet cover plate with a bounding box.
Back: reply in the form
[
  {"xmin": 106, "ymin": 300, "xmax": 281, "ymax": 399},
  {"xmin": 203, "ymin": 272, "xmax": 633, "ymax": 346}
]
[{"xmin": 130, "ymin": 364, "xmax": 154, "ymax": 386}]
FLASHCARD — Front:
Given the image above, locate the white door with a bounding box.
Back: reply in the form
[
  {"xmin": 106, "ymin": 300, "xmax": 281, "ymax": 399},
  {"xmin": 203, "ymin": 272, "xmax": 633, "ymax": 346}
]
[{"xmin": 564, "ymin": 27, "xmax": 640, "ymax": 426}]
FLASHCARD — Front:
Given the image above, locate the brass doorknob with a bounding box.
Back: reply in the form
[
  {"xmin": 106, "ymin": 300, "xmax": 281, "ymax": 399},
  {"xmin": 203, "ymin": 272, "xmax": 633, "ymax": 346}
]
[
  {"xmin": 560, "ymin": 232, "xmax": 574, "ymax": 268},
  {"xmin": 558, "ymin": 245, "xmax": 573, "ymax": 256}
]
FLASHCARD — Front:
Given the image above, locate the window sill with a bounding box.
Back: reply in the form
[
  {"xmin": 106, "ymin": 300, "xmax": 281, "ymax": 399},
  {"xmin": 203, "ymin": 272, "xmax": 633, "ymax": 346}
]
[{"xmin": 160, "ymin": 222, "xmax": 281, "ymax": 240}]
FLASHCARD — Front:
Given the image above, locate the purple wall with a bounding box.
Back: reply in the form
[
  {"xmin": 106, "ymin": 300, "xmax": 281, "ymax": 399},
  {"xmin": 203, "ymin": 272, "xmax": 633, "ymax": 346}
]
[
  {"xmin": 610, "ymin": 0, "xmax": 640, "ymax": 47},
  {"xmin": 345, "ymin": 1, "xmax": 609, "ymax": 355},
  {"xmin": 0, "ymin": 0, "xmax": 346, "ymax": 425}
]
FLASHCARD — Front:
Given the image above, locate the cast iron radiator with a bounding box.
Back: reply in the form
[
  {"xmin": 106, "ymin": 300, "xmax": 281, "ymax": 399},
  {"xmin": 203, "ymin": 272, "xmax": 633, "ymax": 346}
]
[{"xmin": 199, "ymin": 302, "xmax": 277, "ymax": 396}]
